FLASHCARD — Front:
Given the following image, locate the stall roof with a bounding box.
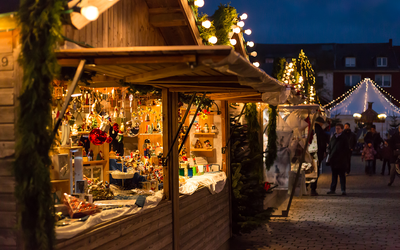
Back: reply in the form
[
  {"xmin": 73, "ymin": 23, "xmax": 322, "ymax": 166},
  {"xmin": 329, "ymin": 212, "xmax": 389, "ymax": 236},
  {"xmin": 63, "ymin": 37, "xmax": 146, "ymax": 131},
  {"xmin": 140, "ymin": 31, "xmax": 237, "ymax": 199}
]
[{"xmin": 56, "ymin": 45, "xmax": 288, "ymax": 103}]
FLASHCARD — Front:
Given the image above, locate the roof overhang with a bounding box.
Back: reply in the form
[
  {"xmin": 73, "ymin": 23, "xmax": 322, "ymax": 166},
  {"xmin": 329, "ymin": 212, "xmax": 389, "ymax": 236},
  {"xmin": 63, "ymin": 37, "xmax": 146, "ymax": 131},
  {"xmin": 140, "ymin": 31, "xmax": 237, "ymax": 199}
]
[{"xmin": 56, "ymin": 45, "xmax": 288, "ymax": 103}]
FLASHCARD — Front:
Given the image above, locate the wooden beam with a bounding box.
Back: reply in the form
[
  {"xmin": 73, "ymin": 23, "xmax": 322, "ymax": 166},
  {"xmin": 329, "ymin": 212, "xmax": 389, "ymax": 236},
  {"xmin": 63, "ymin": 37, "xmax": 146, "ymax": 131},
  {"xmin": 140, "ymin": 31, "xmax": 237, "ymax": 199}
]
[
  {"xmin": 170, "ymin": 93, "xmax": 180, "ymax": 250},
  {"xmin": 125, "ymin": 64, "xmax": 207, "ymax": 82},
  {"xmin": 58, "ymin": 55, "xmax": 197, "ymax": 66},
  {"xmin": 95, "ymin": 55, "xmax": 196, "ymax": 65},
  {"xmin": 177, "ymin": 0, "xmax": 202, "ymax": 45},
  {"xmin": 149, "ymin": 13, "xmax": 187, "ymax": 27},
  {"xmin": 148, "ymin": 8, "xmax": 182, "ymax": 14},
  {"xmin": 148, "ymin": 75, "xmax": 238, "ymax": 83}
]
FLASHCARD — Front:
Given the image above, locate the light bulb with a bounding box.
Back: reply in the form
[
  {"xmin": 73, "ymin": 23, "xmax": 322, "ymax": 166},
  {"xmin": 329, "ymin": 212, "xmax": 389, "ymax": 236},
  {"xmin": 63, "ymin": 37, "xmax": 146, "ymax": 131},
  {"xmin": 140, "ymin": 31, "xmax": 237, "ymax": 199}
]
[
  {"xmin": 253, "ymin": 62, "xmax": 260, "ymax": 67},
  {"xmin": 244, "ymin": 29, "xmax": 252, "ymax": 35},
  {"xmin": 208, "ymin": 36, "xmax": 217, "ymax": 44},
  {"xmin": 250, "ymin": 51, "xmax": 257, "ymax": 57},
  {"xmin": 233, "ymin": 27, "xmax": 241, "ymax": 34},
  {"xmin": 194, "ymin": 0, "xmax": 204, "ymax": 7},
  {"xmin": 230, "ymin": 39, "xmax": 237, "ymax": 45},
  {"xmin": 247, "ymin": 41, "xmax": 254, "ymax": 47},
  {"xmin": 237, "ymin": 21, "xmax": 245, "ymax": 27},
  {"xmin": 201, "ymin": 20, "xmax": 211, "ymax": 29},
  {"xmin": 240, "ymin": 13, "xmax": 248, "ymax": 20},
  {"xmin": 81, "ymin": 6, "xmax": 99, "ymax": 21}
]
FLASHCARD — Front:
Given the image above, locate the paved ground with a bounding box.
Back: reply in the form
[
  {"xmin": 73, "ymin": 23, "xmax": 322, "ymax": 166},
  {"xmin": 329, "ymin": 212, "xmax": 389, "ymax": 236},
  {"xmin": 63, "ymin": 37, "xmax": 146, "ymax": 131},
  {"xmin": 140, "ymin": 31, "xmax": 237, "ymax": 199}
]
[{"xmin": 230, "ymin": 156, "xmax": 400, "ymax": 250}]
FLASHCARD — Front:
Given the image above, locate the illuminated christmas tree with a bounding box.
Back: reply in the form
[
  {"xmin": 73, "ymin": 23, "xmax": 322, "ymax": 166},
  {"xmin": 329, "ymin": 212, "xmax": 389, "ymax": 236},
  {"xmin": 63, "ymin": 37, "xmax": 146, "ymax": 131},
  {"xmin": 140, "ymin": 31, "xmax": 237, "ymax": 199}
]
[{"xmin": 297, "ymin": 50, "xmax": 319, "ymax": 104}]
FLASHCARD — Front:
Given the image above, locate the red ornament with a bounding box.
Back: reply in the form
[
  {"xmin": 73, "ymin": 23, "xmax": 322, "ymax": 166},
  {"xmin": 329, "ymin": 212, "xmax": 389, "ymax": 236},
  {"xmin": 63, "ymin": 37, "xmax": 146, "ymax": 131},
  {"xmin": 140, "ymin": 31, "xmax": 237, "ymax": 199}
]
[
  {"xmin": 113, "ymin": 123, "xmax": 119, "ymax": 132},
  {"xmin": 89, "ymin": 129, "xmax": 108, "ymax": 145},
  {"xmin": 106, "ymin": 136, "xmax": 113, "ymax": 143}
]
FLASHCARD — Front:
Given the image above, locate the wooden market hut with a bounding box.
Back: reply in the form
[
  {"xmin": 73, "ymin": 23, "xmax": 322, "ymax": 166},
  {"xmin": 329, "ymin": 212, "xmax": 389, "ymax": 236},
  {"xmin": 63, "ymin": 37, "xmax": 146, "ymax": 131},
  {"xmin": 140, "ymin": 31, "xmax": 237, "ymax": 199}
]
[{"xmin": 0, "ymin": 0, "xmax": 287, "ymax": 249}]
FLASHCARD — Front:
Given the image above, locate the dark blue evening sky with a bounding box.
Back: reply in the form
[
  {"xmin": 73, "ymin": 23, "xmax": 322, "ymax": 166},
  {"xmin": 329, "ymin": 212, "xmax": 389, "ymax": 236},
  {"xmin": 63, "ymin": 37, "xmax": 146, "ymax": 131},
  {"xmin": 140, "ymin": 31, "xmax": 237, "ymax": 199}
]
[{"xmin": 202, "ymin": 0, "xmax": 400, "ymax": 45}]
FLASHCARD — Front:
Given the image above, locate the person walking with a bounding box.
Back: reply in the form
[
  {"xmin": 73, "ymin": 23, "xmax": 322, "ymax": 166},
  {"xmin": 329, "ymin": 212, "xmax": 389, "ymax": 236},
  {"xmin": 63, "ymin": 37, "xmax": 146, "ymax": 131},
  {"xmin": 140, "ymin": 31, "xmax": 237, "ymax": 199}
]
[
  {"xmin": 362, "ymin": 142, "xmax": 377, "ymax": 176},
  {"xmin": 380, "ymin": 140, "xmax": 392, "ymax": 175},
  {"xmin": 364, "ymin": 125, "xmax": 383, "ymax": 174},
  {"xmin": 388, "ymin": 161, "xmax": 400, "ymax": 186},
  {"xmin": 326, "ymin": 124, "xmax": 350, "ymax": 196},
  {"xmin": 343, "ymin": 123, "xmax": 357, "ymax": 175},
  {"xmin": 310, "ymin": 117, "xmax": 329, "ymax": 196}
]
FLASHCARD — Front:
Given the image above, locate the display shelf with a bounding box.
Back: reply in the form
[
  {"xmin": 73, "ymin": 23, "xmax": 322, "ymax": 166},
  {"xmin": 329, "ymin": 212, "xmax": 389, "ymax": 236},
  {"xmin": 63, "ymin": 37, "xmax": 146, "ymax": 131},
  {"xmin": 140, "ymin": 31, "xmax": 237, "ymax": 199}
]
[
  {"xmin": 194, "ymin": 133, "xmax": 215, "ymax": 136},
  {"xmin": 190, "ymin": 148, "xmax": 213, "ymax": 152},
  {"xmin": 51, "ymin": 179, "xmax": 69, "ymax": 183},
  {"xmin": 83, "ymin": 160, "xmax": 107, "ymax": 166}
]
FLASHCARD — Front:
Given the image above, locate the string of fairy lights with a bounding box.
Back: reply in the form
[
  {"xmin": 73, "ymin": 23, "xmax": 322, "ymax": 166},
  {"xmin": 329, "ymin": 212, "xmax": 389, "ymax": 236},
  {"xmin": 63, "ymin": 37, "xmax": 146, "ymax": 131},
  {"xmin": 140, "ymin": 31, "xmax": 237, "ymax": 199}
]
[{"xmin": 324, "ymin": 78, "xmax": 400, "ymax": 113}]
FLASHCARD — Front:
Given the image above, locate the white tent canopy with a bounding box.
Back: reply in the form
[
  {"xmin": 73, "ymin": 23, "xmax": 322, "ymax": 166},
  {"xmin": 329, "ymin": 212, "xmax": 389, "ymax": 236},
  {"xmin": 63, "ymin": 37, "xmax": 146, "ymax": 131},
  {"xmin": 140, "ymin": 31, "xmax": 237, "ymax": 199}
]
[{"xmin": 329, "ymin": 78, "xmax": 400, "ymax": 117}]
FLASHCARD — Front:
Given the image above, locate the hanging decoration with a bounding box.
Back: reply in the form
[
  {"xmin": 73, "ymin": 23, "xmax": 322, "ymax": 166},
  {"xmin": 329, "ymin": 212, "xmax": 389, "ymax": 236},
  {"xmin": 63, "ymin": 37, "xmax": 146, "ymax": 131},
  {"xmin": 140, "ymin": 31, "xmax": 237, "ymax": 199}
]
[
  {"xmin": 15, "ymin": 0, "xmax": 64, "ymax": 249},
  {"xmin": 120, "ymin": 80, "xmax": 162, "ymax": 96},
  {"xmin": 264, "ymin": 105, "xmax": 278, "ymax": 171}
]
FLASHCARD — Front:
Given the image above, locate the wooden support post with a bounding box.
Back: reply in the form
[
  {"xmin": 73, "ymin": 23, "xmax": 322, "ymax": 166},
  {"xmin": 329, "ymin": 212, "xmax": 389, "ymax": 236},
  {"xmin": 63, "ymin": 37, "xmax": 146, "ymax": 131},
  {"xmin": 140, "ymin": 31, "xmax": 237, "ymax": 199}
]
[
  {"xmin": 170, "ymin": 92, "xmax": 180, "ymax": 250},
  {"xmin": 162, "ymin": 88, "xmax": 170, "ymax": 200},
  {"xmin": 221, "ymin": 101, "xmax": 232, "ymax": 238}
]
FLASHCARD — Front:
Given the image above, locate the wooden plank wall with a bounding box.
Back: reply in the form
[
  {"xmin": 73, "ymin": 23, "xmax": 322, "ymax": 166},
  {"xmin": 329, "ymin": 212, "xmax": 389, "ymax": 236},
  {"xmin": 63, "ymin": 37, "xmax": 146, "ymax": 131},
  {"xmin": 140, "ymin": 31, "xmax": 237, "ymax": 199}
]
[
  {"xmin": 56, "ymin": 201, "xmax": 173, "ymax": 250},
  {"xmin": 179, "ymin": 186, "xmax": 230, "ymax": 250},
  {"xmin": 0, "ymin": 30, "xmax": 21, "ymax": 250},
  {"xmin": 63, "ymin": 0, "xmax": 166, "ymax": 48}
]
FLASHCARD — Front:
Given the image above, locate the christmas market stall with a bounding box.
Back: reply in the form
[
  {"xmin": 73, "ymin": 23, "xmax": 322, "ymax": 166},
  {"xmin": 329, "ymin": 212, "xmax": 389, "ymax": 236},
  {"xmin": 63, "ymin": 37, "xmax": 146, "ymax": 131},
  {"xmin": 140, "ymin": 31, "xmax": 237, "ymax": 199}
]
[{"xmin": 0, "ymin": 1, "xmax": 290, "ymax": 249}]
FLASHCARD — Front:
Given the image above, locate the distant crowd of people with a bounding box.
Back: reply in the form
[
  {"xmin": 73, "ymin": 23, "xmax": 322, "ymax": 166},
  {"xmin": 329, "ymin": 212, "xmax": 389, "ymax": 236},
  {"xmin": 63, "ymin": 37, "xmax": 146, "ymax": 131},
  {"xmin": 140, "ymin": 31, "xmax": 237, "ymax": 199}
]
[{"xmin": 311, "ymin": 120, "xmax": 399, "ymax": 196}]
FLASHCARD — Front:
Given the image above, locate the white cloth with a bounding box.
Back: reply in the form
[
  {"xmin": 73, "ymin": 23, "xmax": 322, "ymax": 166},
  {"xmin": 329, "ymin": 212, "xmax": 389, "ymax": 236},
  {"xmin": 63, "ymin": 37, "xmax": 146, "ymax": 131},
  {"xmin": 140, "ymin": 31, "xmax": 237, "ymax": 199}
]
[
  {"xmin": 179, "ymin": 172, "xmax": 227, "ymax": 195},
  {"xmin": 55, "ymin": 190, "xmax": 163, "ymax": 239}
]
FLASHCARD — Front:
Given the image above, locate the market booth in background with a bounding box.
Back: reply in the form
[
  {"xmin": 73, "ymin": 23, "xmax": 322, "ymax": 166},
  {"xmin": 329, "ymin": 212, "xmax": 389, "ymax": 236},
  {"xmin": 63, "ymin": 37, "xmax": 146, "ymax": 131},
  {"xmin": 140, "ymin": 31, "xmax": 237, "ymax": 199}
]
[{"xmin": 0, "ymin": 0, "xmax": 290, "ymax": 247}]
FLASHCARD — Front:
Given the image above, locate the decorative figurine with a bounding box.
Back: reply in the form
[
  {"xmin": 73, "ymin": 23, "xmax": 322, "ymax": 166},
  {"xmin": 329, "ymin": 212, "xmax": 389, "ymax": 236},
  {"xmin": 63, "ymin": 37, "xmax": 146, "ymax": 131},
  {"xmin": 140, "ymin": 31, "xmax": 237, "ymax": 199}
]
[
  {"xmin": 203, "ymin": 123, "xmax": 209, "ymax": 133},
  {"xmin": 204, "ymin": 140, "xmax": 212, "ymax": 149},
  {"xmin": 195, "ymin": 122, "xmax": 201, "ymax": 133},
  {"xmin": 194, "ymin": 139, "xmax": 203, "ymax": 149},
  {"xmin": 211, "ymin": 123, "xmax": 218, "ymax": 133}
]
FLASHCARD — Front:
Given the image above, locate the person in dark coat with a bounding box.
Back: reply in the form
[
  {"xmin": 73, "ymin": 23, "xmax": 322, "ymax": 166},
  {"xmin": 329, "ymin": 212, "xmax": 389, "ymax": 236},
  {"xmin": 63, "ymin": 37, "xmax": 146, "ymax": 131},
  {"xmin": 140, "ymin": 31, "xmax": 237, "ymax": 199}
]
[
  {"xmin": 327, "ymin": 123, "xmax": 350, "ymax": 195},
  {"xmin": 380, "ymin": 140, "xmax": 393, "ymax": 175},
  {"xmin": 364, "ymin": 125, "xmax": 383, "ymax": 174},
  {"xmin": 343, "ymin": 123, "xmax": 357, "ymax": 175},
  {"xmin": 310, "ymin": 117, "xmax": 329, "ymax": 196}
]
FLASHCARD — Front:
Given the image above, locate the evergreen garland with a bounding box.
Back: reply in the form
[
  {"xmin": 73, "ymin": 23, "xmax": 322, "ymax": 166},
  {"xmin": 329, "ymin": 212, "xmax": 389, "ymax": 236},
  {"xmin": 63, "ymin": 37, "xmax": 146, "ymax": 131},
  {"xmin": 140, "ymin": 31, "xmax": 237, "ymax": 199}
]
[
  {"xmin": 231, "ymin": 103, "xmax": 273, "ymax": 234},
  {"xmin": 264, "ymin": 105, "xmax": 277, "ymax": 171},
  {"xmin": 120, "ymin": 80, "xmax": 162, "ymax": 96},
  {"xmin": 198, "ymin": 13, "xmax": 217, "ymax": 45},
  {"xmin": 15, "ymin": 0, "xmax": 65, "ymax": 249},
  {"xmin": 213, "ymin": 3, "xmax": 238, "ymax": 46},
  {"xmin": 178, "ymin": 92, "xmax": 214, "ymax": 110},
  {"xmin": 272, "ymin": 57, "xmax": 287, "ymax": 81}
]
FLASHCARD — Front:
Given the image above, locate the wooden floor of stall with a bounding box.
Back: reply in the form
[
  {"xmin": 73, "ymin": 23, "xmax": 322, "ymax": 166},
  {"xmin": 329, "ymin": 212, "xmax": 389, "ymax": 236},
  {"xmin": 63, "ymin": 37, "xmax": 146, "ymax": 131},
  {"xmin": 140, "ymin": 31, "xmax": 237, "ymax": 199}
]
[{"xmin": 55, "ymin": 185, "xmax": 229, "ymax": 250}]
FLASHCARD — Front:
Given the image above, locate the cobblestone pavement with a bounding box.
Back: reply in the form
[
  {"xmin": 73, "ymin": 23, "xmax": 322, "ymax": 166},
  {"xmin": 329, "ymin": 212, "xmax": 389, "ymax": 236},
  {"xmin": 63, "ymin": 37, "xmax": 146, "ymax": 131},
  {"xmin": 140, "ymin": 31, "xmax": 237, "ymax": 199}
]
[{"xmin": 230, "ymin": 156, "xmax": 400, "ymax": 250}]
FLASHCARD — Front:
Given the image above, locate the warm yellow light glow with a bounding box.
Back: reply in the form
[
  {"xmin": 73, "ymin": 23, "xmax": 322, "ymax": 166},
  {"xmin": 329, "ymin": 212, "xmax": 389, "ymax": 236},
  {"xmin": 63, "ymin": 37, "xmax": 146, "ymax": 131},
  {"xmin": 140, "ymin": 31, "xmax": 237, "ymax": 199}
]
[
  {"xmin": 240, "ymin": 13, "xmax": 248, "ymax": 20},
  {"xmin": 253, "ymin": 62, "xmax": 260, "ymax": 67},
  {"xmin": 194, "ymin": 0, "xmax": 204, "ymax": 7},
  {"xmin": 244, "ymin": 29, "xmax": 252, "ymax": 35},
  {"xmin": 208, "ymin": 36, "xmax": 217, "ymax": 44},
  {"xmin": 229, "ymin": 39, "xmax": 237, "ymax": 45},
  {"xmin": 233, "ymin": 27, "xmax": 241, "ymax": 34},
  {"xmin": 81, "ymin": 6, "xmax": 99, "ymax": 21},
  {"xmin": 378, "ymin": 114, "xmax": 387, "ymax": 119},
  {"xmin": 247, "ymin": 41, "xmax": 254, "ymax": 47},
  {"xmin": 71, "ymin": 87, "xmax": 82, "ymax": 97},
  {"xmin": 250, "ymin": 51, "xmax": 257, "ymax": 57},
  {"xmin": 237, "ymin": 21, "xmax": 245, "ymax": 27},
  {"xmin": 202, "ymin": 20, "xmax": 211, "ymax": 28},
  {"xmin": 353, "ymin": 113, "xmax": 362, "ymax": 118}
]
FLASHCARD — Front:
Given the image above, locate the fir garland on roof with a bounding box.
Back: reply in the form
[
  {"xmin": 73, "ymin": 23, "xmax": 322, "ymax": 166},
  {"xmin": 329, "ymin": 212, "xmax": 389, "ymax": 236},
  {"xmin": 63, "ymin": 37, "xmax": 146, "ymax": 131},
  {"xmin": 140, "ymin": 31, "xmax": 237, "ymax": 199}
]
[
  {"xmin": 15, "ymin": 0, "xmax": 65, "ymax": 249},
  {"xmin": 213, "ymin": 3, "xmax": 238, "ymax": 46}
]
